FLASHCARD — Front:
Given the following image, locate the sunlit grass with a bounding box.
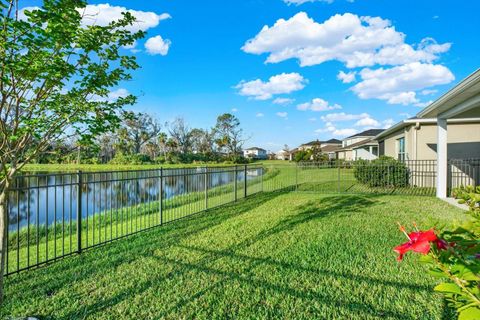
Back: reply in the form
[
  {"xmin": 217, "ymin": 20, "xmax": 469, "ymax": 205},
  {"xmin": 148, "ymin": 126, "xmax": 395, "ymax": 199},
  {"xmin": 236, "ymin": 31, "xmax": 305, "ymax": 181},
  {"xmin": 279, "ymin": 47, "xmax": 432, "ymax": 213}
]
[{"xmin": 2, "ymin": 192, "xmax": 467, "ymax": 319}]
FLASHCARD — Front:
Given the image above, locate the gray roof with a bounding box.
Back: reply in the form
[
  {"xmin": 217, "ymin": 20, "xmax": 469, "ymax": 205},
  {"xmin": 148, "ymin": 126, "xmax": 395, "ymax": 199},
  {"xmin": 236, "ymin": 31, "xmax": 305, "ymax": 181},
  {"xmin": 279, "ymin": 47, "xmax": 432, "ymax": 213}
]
[{"xmin": 346, "ymin": 129, "xmax": 385, "ymax": 139}]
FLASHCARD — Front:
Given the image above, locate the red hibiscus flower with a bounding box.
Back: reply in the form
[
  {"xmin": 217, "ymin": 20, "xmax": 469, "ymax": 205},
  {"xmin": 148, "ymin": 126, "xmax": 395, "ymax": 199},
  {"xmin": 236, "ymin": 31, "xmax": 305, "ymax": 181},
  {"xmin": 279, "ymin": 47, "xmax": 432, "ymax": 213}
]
[{"xmin": 394, "ymin": 224, "xmax": 438, "ymax": 261}]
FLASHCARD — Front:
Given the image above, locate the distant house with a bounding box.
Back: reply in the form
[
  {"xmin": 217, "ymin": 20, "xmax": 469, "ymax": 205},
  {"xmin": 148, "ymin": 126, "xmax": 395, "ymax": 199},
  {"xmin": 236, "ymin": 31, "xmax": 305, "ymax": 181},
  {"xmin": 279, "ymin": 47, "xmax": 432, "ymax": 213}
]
[
  {"xmin": 290, "ymin": 139, "xmax": 342, "ymax": 160},
  {"xmin": 275, "ymin": 149, "xmax": 290, "ymax": 160},
  {"xmin": 336, "ymin": 129, "xmax": 384, "ymax": 161},
  {"xmin": 243, "ymin": 147, "xmax": 268, "ymax": 160}
]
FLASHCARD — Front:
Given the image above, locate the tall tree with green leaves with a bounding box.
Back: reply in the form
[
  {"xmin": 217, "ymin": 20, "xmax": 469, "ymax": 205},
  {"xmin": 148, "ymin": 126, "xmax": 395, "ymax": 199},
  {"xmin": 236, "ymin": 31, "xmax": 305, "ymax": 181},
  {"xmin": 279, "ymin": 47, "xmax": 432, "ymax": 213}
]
[
  {"xmin": 213, "ymin": 113, "xmax": 245, "ymax": 157},
  {"xmin": 0, "ymin": 0, "xmax": 144, "ymax": 303}
]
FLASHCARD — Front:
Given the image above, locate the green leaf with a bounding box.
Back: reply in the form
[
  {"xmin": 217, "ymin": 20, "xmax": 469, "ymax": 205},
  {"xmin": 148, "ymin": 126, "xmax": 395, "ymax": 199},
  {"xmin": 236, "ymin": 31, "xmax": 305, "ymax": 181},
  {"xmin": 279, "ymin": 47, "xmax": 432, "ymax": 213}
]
[
  {"xmin": 434, "ymin": 283, "xmax": 463, "ymax": 294},
  {"xmin": 459, "ymin": 306, "xmax": 480, "ymax": 320}
]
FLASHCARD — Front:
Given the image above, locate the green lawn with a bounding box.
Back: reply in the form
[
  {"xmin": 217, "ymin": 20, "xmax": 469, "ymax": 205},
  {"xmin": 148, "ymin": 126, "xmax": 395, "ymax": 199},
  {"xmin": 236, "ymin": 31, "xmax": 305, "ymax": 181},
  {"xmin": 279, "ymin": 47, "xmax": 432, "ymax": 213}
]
[{"xmin": 2, "ymin": 192, "xmax": 467, "ymax": 319}]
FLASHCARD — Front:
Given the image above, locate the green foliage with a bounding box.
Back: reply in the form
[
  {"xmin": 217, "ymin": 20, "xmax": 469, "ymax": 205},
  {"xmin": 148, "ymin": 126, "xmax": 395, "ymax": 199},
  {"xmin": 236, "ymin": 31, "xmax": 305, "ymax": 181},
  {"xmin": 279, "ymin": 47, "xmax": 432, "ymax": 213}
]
[
  {"xmin": 452, "ymin": 186, "xmax": 480, "ymax": 213},
  {"xmin": 0, "ymin": 0, "xmax": 144, "ymax": 173},
  {"xmin": 293, "ymin": 150, "xmax": 311, "ymax": 162},
  {"xmin": 418, "ymin": 209, "xmax": 480, "ymax": 319},
  {"xmin": 354, "ymin": 156, "xmax": 409, "ymax": 187}
]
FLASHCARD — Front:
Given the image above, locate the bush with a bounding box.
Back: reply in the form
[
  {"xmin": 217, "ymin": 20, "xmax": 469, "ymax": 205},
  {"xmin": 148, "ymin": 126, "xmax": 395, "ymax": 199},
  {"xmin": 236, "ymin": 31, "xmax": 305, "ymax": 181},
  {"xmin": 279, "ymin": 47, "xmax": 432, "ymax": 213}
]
[
  {"xmin": 452, "ymin": 185, "xmax": 480, "ymax": 212},
  {"xmin": 354, "ymin": 156, "xmax": 409, "ymax": 187}
]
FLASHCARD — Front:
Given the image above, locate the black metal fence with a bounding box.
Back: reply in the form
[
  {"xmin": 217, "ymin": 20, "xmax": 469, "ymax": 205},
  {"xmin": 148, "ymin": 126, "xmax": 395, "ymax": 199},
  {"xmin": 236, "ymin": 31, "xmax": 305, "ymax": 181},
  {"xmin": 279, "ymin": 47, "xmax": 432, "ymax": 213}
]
[
  {"xmin": 5, "ymin": 159, "xmax": 479, "ymax": 275},
  {"xmin": 262, "ymin": 159, "xmax": 479, "ymax": 196},
  {"xmin": 5, "ymin": 165, "xmax": 263, "ymax": 275}
]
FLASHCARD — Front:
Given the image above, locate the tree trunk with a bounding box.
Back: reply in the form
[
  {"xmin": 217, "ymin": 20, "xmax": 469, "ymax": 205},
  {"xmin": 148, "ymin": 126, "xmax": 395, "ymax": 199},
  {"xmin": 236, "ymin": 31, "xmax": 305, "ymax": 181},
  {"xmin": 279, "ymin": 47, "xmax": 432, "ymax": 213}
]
[{"xmin": 0, "ymin": 185, "xmax": 9, "ymax": 305}]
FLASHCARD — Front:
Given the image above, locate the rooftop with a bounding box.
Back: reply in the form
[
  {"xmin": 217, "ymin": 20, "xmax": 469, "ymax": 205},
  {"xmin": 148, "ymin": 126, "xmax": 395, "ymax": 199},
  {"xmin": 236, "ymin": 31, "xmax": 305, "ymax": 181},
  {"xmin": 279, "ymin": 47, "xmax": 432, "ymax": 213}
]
[
  {"xmin": 346, "ymin": 129, "xmax": 385, "ymax": 139},
  {"xmin": 300, "ymin": 139, "xmax": 342, "ymax": 146}
]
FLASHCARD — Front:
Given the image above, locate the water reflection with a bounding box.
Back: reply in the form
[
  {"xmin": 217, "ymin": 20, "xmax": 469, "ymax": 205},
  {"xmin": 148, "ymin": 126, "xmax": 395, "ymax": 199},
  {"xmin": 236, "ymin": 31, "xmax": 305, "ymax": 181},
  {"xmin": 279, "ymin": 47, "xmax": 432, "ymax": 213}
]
[{"xmin": 8, "ymin": 167, "xmax": 263, "ymax": 230}]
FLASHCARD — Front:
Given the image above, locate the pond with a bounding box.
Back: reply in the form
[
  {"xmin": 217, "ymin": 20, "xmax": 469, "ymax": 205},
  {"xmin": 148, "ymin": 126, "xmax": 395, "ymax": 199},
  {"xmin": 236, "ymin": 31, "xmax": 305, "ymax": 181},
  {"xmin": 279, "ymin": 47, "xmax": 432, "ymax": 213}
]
[{"xmin": 7, "ymin": 166, "xmax": 264, "ymax": 231}]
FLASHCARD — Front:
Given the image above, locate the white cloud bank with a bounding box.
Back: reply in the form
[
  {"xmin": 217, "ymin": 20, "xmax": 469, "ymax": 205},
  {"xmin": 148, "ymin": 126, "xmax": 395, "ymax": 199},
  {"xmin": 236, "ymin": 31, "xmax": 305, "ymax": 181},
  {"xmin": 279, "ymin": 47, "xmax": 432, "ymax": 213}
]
[
  {"xmin": 242, "ymin": 12, "xmax": 454, "ymax": 106},
  {"xmin": 297, "ymin": 98, "xmax": 342, "ymax": 112},
  {"xmin": 320, "ymin": 112, "xmax": 370, "ymax": 122},
  {"xmin": 242, "ymin": 12, "xmax": 450, "ymax": 68},
  {"xmin": 273, "ymin": 97, "xmax": 295, "ymax": 105},
  {"xmin": 80, "ymin": 4, "xmax": 170, "ymax": 32},
  {"xmin": 236, "ymin": 73, "xmax": 307, "ymax": 100},
  {"xmin": 145, "ymin": 35, "xmax": 171, "ymax": 55},
  {"xmin": 351, "ymin": 62, "xmax": 454, "ymax": 105}
]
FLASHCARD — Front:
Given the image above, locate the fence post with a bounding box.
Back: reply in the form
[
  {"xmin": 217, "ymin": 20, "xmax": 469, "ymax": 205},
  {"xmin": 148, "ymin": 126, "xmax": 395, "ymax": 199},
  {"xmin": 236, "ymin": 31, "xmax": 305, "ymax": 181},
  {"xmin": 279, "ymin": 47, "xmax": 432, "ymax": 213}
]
[
  {"xmin": 76, "ymin": 170, "xmax": 82, "ymax": 254},
  {"xmin": 159, "ymin": 168, "xmax": 163, "ymax": 226},
  {"xmin": 261, "ymin": 166, "xmax": 264, "ymax": 192},
  {"xmin": 234, "ymin": 165, "xmax": 238, "ymax": 202},
  {"xmin": 337, "ymin": 161, "xmax": 340, "ymax": 193},
  {"xmin": 295, "ymin": 162, "xmax": 298, "ymax": 191},
  {"xmin": 204, "ymin": 166, "xmax": 208, "ymax": 210},
  {"xmin": 244, "ymin": 165, "xmax": 247, "ymax": 198}
]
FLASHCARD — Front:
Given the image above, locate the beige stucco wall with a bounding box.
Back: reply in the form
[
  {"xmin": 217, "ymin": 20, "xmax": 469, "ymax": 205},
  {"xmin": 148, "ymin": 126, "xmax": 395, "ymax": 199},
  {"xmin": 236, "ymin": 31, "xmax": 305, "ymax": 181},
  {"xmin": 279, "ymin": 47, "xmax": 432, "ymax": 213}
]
[
  {"xmin": 342, "ymin": 137, "xmax": 365, "ymax": 147},
  {"xmin": 337, "ymin": 150, "xmax": 353, "ymax": 160},
  {"xmin": 382, "ymin": 122, "xmax": 480, "ymax": 160}
]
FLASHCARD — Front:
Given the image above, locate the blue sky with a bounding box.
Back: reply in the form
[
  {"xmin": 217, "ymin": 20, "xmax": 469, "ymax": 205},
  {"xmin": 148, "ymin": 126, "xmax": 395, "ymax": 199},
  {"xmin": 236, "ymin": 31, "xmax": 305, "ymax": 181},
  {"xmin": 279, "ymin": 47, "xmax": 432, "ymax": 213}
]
[{"xmin": 23, "ymin": 0, "xmax": 480, "ymax": 151}]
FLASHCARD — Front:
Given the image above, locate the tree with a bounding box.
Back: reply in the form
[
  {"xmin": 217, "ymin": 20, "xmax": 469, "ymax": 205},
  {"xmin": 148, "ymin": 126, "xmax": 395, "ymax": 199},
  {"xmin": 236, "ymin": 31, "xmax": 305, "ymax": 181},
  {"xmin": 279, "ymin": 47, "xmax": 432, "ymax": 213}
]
[
  {"xmin": 190, "ymin": 128, "xmax": 214, "ymax": 155},
  {"xmin": 311, "ymin": 145, "xmax": 328, "ymax": 162},
  {"xmin": 0, "ymin": 0, "xmax": 144, "ymax": 303},
  {"xmin": 213, "ymin": 113, "xmax": 245, "ymax": 157},
  {"xmin": 116, "ymin": 112, "xmax": 162, "ymax": 155},
  {"xmin": 168, "ymin": 117, "xmax": 192, "ymax": 154},
  {"xmin": 157, "ymin": 132, "xmax": 168, "ymax": 158}
]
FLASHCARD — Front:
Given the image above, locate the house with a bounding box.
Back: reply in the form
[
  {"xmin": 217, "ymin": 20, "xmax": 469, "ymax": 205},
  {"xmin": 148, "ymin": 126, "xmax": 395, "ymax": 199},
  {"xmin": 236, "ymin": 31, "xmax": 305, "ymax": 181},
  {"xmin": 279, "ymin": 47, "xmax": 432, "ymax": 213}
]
[
  {"xmin": 243, "ymin": 147, "xmax": 268, "ymax": 160},
  {"xmin": 275, "ymin": 149, "xmax": 290, "ymax": 160},
  {"xmin": 336, "ymin": 129, "xmax": 384, "ymax": 161},
  {"xmin": 375, "ymin": 68, "xmax": 480, "ymax": 198},
  {"xmin": 290, "ymin": 139, "xmax": 342, "ymax": 160}
]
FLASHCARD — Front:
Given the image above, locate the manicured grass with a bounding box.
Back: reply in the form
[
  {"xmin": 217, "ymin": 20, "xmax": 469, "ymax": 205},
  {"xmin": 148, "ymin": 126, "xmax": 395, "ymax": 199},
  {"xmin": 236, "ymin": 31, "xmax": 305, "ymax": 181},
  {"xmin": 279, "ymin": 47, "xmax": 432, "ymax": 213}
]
[
  {"xmin": 1, "ymin": 192, "xmax": 468, "ymax": 319},
  {"xmin": 21, "ymin": 160, "xmax": 292, "ymax": 172}
]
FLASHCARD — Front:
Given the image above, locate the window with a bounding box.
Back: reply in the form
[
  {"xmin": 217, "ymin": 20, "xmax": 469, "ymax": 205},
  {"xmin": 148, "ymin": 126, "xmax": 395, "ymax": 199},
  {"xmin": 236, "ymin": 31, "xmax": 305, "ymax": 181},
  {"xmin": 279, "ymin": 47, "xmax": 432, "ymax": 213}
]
[
  {"xmin": 372, "ymin": 146, "xmax": 378, "ymax": 156},
  {"xmin": 397, "ymin": 137, "xmax": 406, "ymax": 161}
]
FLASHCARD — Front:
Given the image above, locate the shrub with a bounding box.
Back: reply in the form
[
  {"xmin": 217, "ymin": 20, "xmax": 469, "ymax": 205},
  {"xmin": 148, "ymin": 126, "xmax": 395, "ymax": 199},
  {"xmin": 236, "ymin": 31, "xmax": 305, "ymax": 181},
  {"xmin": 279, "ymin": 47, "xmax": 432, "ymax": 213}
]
[
  {"xmin": 354, "ymin": 156, "xmax": 409, "ymax": 187},
  {"xmin": 395, "ymin": 213, "xmax": 480, "ymax": 319},
  {"xmin": 452, "ymin": 185, "xmax": 480, "ymax": 213}
]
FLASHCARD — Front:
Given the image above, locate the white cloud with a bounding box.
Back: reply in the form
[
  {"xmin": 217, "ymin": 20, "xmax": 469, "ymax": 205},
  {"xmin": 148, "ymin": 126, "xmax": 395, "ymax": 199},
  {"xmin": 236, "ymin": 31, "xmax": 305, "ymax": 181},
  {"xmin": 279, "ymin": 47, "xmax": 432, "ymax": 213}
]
[
  {"xmin": 145, "ymin": 35, "xmax": 171, "ymax": 55},
  {"xmin": 283, "ymin": 0, "xmax": 333, "ymax": 5},
  {"xmin": 320, "ymin": 112, "xmax": 369, "ymax": 122},
  {"xmin": 351, "ymin": 63, "xmax": 454, "ymax": 105},
  {"xmin": 308, "ymin": 117, "xmax": 317, "ymax": 122},
  {"xmin": 337, "ymin": 71, "xmax": 356, "ymax": 83},
  {"xmin": 236, "ymin": 73, "xmax": 307, "ymax": 100},
  {"xmin": 256, "ymin": 112, "xmax": 264, "ymax": 117},
  {"xmin": 332, "ymin": 128, "xmax": 358, "ymax": 137},
  {"xmin": 276, "ymin": 112, "xmax": 288, "ymax": 118},
  {"xmin": 231, "ymin": 108, "xmax": 239, "ymax": 112},
  {"xmin": 354, "ymin": 116, "xmax": 380, "ymax": 127},
  {"xmin": 79, "ymin": 4, "xmax": 171, "ymax": 32},
  {"xmin": 90, "ymin": 88, "xmax": 129, "ymax": 103},
  {"xmin": 315, "ymin": 124, "xmax": 358, "ymax": 137},
  {"xmin": 414, "ymin": 100, "xmax": 434, "ymax": 108},
  {"xmin": 242, "ymin": 12, "xmax": 450, "ymax": 68},
  {"xmin": 273, "ymin": 97, "xmax": 295, "ymax": 105},
  {"xmin": 382, "ymin": 118, "xmax": 396, "ymax": 128},
  {"xmin": 421, "ymin": 89, "xmax": 438, "ymax": 95},
  {"xmin": 297, "ymin": 98, "xmax": 342, "ymax": 112}
]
